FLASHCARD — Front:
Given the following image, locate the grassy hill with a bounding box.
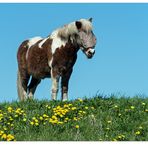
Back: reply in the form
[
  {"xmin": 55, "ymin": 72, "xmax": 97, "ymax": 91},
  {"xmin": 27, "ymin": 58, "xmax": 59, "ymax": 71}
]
[{"xmin": 0, "ymin": 96, "xmax": 148, "ymax": 141}]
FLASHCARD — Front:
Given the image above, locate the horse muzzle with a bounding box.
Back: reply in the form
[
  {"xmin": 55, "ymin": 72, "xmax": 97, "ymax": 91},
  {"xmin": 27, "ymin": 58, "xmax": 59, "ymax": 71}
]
[{"xmin": 85, "ymin": 48, "xmax": 95, "ymax": 59}]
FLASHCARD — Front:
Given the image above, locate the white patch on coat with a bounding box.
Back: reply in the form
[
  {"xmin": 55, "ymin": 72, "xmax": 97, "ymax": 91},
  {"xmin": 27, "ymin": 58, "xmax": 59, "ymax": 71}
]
[
  {"xmin": 38, "ymin": 37, "xmax": 49, "ymax": 48},
  {"xmin": 48, "ymin": 57, "xmax": 53, "ymax": 68},
  {"xmin": 28, "ymin": 36, "xmax": 42, "ymax": 48},
  {"xmin": 50, "ymin": 30, "xmax": 67, "ymax": 54},
  {"xmin": 26, "ymin": 36, "xmax": 42, "ymax": 60}
]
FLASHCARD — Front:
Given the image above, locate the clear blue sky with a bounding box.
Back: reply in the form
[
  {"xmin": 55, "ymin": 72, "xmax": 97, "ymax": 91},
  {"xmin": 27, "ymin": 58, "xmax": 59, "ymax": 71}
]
[{"xmin": 0, "ymin": 3, "xmax": 148, "ymax": 102}]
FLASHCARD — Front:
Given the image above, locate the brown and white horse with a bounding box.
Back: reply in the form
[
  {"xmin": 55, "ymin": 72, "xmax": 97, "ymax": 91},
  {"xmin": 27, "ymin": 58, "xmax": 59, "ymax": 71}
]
[{"xmin": 17, "ymin": 18, "xmax": 97, "ymax": 101}]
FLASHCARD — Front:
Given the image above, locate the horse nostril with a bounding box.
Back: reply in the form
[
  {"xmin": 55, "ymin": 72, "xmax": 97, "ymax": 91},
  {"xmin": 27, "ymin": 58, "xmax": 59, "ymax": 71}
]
[{"xmin": 88, "ymin": 51, "xmax": 92, "ymax": 55}]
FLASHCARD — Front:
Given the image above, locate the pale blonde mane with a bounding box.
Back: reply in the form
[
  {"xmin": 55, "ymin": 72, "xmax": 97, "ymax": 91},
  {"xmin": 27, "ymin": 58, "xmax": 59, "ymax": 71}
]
[{"xmin": 54, "ymin": 18, "xmax": 93, "ymax": 39}]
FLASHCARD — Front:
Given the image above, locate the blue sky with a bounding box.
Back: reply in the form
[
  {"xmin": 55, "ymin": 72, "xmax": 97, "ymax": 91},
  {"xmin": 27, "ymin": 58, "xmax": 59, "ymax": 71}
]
[{"xmin": 0, "ymin": 3, "xmax": 148, "ymax": 102}]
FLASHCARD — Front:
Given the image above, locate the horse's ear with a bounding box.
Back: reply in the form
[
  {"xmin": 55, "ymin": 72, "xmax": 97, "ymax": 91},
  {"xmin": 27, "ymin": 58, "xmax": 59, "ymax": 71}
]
[
  {"xmin": 88, "ymin": 18, "xmax": 93, "ymax": 22},
  {"xmin": 75, "ymin": 21, "xmax": 82, "ymax": 30}
]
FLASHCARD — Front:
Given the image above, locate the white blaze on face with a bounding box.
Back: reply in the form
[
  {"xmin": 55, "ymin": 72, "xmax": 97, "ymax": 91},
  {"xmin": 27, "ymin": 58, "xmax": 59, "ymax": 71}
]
[{"xmin": 50, "ymin": 30, "xmax": 67, "ymax": 54}]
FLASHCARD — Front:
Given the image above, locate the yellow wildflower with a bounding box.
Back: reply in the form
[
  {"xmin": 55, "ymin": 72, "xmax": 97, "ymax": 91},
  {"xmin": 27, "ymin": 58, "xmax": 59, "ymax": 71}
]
[
  {"xmin": 75, "ymin": 125, "xmax": 79, "ymax": 129},
  {"xmin": 142, "ymin": 102, "xmax": 146, "ymax": 106},
  {"xmin": 68, "ymin": 104, "xmax": 73, "ymax": 107},
  {"xmin": 30, "ymin": 121, "xmax": 34, "ymax": 125},
  {"xmin": 71, "ymin": 107, "xmax": 76, "ymax": 110},
  {"xmin": 1, "ymin": 134, "xmax": 7, "ymax": 139},
  {"xmin": 145, "ymin": 109, "xmax": 148, "ymax": 112},
  {"xmin": 73, "ymin": 117, "xmax": 78, "ymax": 121},
  {"xmin": 135, "ymin": 131, "xmax": 141, "ymax": 135},
  {"xmin": 114, "ymin": 105, "xmax": 118, "ymax": 108},
  {"xmin": 14, "ymin": 114, "xmax": 18, "ymax": 118},
  {"xmin": 118, "ymin": 113, "xmax": 122, "ymax": 116},
  {"xmin": 91, "ymin": 107, "xmax": 95, "ymax": 110},
  {"xmin": 7, "ymin": 107, "xmax": 13, "ymax": 112},
  {"xmin": 107, "ymin": 121, "xmax": 112, "ymax": 124},
  {"xmin": 58, "ymin": 121, "xmax": 63, "ymax": 124},
  {"xmin": 78, "ymin": 98, "xmax": 83, "ymax": 102},
  {"xmin": 52, "ymin": 115, "xmax": 57, "ymax": 120},
  {"xmin": 0, "ymin": 130, "xmax": 4, "ymax": 136},
  {"xmin": 32, "ymin": 117, "xmax": 36, "ymax": 120},
  {"xmin": 130, "ymin": 106, "xmax": 135, "ymax": 109},
  {"xmin": 43, "ymin": 114, "xmax": 48, "ymax": 118},
  {"xmin": 7, "ymin": 134, "xmax": 15, "ymax": 141},
  {"xmin": 23, "ymin": 118, "xmax": 27, "ymax": 122},
  {"xmin": 39, "ymin": 116, "xmax": 43, "ymax": 120},
  {"xmin": 85, "ymin": 106, "xmax": 88, "ymax": 110},
  {"xmin": 35, "ymin": 119, "xmax": 38, "ymax": 123},
  {"xmin": 35, "ymin": 122, "xmax": 39, "ymax": 126},
  {"xmin": 139, "ymin": 126, "xmax": 143, "ymax": 129}
]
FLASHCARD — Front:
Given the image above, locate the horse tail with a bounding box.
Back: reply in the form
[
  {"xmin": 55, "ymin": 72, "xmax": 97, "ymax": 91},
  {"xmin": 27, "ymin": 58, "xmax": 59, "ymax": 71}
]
[{"xmin": 17, "ymin": 69, "xmax": 25, "ymax": 101}]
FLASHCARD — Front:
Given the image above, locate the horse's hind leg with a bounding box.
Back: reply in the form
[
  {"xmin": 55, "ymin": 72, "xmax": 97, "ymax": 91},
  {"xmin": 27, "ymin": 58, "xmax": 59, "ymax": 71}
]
[
  {"xmin": 28, "ymin": 77, "xmax": 41, "ymax": 99},
  {"xmin": 17, "ymin": 69, "xmax": 30, "ymax": 101}
]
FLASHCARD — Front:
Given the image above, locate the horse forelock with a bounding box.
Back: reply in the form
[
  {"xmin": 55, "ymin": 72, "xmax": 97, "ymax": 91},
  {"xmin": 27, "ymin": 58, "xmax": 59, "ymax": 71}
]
[{"xmin": 79, "ymin": 19, "xmax": 93, "ymax": 33}]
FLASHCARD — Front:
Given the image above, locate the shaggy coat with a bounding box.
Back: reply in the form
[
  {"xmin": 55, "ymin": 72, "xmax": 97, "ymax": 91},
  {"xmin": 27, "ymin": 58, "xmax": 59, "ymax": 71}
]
[{"xmin": 17, "ymin": 18, "xmax": 97, "ymax": 101}]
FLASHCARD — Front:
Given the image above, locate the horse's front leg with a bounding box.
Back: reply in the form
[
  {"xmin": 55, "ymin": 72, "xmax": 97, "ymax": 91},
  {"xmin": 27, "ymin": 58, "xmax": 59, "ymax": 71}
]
[
  {"xmin": 51, "ymin": 69, "xmax": 60, "ymax": 100},
  {"xmin": 61, "ymin": 69, "xmax": 73, "ymax": 101}
]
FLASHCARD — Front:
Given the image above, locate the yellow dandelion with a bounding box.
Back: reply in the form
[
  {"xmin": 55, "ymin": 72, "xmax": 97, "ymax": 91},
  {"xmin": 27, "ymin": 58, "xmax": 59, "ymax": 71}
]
[
  {"xmin": 32, "ymin": 117, "xmax": 36, "ymax": 120},
  {"xmin": 139, "ymin": 126, "xmax": 143, "ymax": 129},
  {"xmin": 23, "ymin": 118, "xmax": 27, "ymax": 122},
  {"xmin": 14, "ymin": 114, "xmax": 18, "ymax": 118},
  {"xmin": 65, "ymin": 117, "xmax": 69, "ymax": 120},
  {"xmin": 114, "ymin": 105, "xmax": 118, "ymax": 108},
  {"xmin": 68, "ymin": 104, "xmax": 73, "ymax": 107},
  {"xmin": 142, "ymin": 102, "xmax": 146, "ymax": 106},
  {"xmin": 3, "ymin": 127, "xmax": 7, "ymax": 131},
  {"xmin": 35, "ymin": 119, "xmax": 38, "ymax": 123},
  {"xmin": 43, "ymin": 114, "xmax": 48, "ymax": 118},
  {"xmin": 0, "ymin": 130, "xmax": 4, "ymax": 136},
  {"xmin": 118, "ymin": 113, "xmax": 122, "ymax": 116},
  {"xmin": 91, "ymin": 107, "xmax": 95, "ymax": 110},
  {"xmin": 130, "ymin": 106, "xmax": 135, "ymax": 109},
  {"xmin": 73, "ymin": 117, "xmax": 78, "ymax": 121},
  {"xmin": 71, "ymin": 107, "xmax": 76, "ymax": 110},
  {"xmin": 7, "ymin": 107, "xmax": 13, "ymax": 112},
  {"xmin": 107, "ymin": 121, "xmax": 112, "ymax": 124},
  {"xmin": 75, "ymin": 125, "xmax": 79, "ymax": 129},
  {"xmin": 35, "ymin": 122, "xmax": 39, "ymax": 126},
  {"xmin": 7, "ymin": 134, "xmax": 15, "ymax": 141},
  {"xmin": 82, "ymin": 111, "xmax": 86, "ymax": 114},
  {"xmin": 1, "ymin": 134, "xmax": 7, "ymax": 139},
  {"xmin": 78, "ymin": 98, "xmax": 83, "ymax": 102},
  {"xmin": 58, "ymin": 121, "xmax": 63, "ymax": 124},
  {"xmin": 85, "ymin": 106, "xmax": 88, "ymax": 110},
  {"xmin": 39, "ymin": 116, "xmax": 43, "ymax": 120},
  {"xmin": 135, "ymin": 131, "xmax": 141, "ymax": 135},
  {"xmin": 30, "ymin": 121, "xmax": 34, "ymax": 125},
  {"xmin": 118, "ymin": 135, "xmax": 122, "ymax": 139}
]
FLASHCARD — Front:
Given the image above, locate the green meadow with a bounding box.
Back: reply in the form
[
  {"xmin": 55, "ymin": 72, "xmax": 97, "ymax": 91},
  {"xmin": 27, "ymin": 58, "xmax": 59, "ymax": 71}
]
[{"xmin": 0, "ymin": 96, "xmax": 148, "ymax": 141}]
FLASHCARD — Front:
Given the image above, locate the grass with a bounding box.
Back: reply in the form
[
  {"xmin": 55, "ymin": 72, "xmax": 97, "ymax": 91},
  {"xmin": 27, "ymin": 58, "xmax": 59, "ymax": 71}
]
[{"xmin": 0, "ymin": 96, "xmax": 148, "ymax": 141}]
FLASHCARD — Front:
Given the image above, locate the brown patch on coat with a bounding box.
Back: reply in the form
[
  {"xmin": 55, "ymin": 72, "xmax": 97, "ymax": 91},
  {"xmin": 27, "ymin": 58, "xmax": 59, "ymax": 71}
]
[
  {"xmin": 27, "ymin": 38, "xmax": 53, "ymax": 79},
  {"xmin": 51, "ymin": 41, "xmax": 78, "ymax": 77}
]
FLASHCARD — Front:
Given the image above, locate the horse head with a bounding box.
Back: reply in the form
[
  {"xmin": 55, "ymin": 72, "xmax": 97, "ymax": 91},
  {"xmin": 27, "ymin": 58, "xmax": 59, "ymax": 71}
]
[{"xmin": 75, "ymin": 18, "xmax": 97, "ymax": 59}]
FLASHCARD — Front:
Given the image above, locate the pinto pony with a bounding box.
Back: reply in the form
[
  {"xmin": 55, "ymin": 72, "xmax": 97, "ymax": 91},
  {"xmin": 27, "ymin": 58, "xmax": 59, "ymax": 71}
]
[{"xmin": 17, "ymin": 18, "xmax": 97, "ymax": 101}]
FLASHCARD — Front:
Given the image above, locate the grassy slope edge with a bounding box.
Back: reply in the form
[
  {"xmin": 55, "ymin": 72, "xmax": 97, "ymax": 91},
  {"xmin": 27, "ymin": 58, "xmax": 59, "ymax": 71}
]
[{"xmin": 0, "ymin": 96, "xmax": 148, "ymax": 141}]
